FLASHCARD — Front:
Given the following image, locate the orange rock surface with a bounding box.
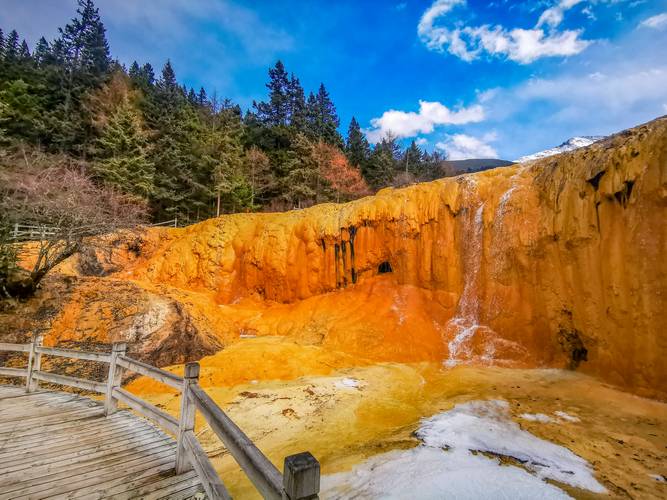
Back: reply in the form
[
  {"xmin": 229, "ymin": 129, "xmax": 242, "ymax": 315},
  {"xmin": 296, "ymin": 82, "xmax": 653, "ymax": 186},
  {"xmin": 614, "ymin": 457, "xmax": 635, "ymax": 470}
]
[{"xmin": 10, "ymin": 117, "xmax": 667, "ymax": 398}]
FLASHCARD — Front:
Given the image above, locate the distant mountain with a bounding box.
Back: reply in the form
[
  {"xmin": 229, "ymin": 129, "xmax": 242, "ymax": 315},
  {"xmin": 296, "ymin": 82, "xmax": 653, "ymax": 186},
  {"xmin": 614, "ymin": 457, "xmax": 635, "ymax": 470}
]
[{"xmin": 517, "ymin": 136, "xmax": 606, "ymax": 163}]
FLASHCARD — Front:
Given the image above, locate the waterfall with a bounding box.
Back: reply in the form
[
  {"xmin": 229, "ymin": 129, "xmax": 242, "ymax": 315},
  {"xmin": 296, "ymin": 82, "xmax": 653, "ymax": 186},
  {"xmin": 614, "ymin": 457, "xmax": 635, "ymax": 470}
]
[{"xmin": 444, "ymin": 201, "xmax": 487, "ymax": 367}]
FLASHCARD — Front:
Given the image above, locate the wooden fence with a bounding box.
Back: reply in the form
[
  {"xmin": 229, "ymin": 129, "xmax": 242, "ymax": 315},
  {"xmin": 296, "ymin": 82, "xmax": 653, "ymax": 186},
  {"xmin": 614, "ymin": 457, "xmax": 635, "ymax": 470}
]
[
  {"xmin": 0, "ymin": 335, "xmax": 320, "ymax": 500},
  {"xmin": 9, "ymin": 219, "xmax": 179, "ymax": 241}
]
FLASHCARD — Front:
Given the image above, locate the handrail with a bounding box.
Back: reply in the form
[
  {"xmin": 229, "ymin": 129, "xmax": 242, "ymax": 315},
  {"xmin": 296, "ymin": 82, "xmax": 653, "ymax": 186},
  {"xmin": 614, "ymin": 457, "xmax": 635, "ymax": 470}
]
[
  {"xmin": 32, "ymin": 370, "xmax": 107, "ymax": 393},
  {"xmin": 0, "ymin": 342, "xmax": 31, "ymax": 352},
  {"xmin": 112, "ymin": 387, "xmax": 178, "ymax": 434},
  {"xmin": 190, "ymin": 383, "xmax": 284, "ymax": 499},
  {"xmin": 116, "ymin": 355, "xmax": 183, "ymax": 389},
  {"xmin": 0, "ymin": 338, "xmax": 321, "ymax": 499},
  {"xmin": 35, "ymin": 345, "xmax": 111, "ymax": 363}
]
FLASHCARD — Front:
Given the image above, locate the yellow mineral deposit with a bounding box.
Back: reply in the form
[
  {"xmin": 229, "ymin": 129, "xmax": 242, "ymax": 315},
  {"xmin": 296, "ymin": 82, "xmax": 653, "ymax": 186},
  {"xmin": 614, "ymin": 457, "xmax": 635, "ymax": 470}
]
[{"xmin": 20, "ymin": 117, "xmax": 667, "ymax": 498}]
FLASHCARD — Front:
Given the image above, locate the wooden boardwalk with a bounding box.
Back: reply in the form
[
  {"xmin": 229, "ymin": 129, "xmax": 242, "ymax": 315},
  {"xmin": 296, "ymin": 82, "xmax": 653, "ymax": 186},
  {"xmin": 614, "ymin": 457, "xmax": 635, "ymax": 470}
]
[{"xmin": 0, "ymin": 385, "xmax": 205, "ymax": 499}]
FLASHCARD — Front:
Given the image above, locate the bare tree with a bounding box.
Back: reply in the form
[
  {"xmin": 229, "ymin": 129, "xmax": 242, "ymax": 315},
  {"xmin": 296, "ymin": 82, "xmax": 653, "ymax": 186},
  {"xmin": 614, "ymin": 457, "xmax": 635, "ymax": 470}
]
[{"xmin": 0, "ymin": 163, "xmax": 148, "ymax": 297}]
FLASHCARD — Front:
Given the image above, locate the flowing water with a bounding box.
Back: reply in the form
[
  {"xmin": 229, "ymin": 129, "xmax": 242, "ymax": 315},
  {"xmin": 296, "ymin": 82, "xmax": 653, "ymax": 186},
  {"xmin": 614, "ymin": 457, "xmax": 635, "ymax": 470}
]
[{"xmin": 444, "ymin": 180, "xmax": 494, "ymax": 367}]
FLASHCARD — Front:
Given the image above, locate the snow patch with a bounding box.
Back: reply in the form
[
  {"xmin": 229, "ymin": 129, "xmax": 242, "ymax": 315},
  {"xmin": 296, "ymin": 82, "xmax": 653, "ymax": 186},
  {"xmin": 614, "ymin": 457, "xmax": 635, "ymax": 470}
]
[
  {"xmin": 322, "ymin": 400, "xmax": 605, "ymax": 499},
  {"xmin": 554, "ymin": 411, "xmax": 580, "ymax": 422},
  {"xmin": 517, "ymin": 136, "xmax": 605, "ymax": 163},
  {"xmin": 417, "ymin": 400, "xmax": 604, "ymax": 492},
  {"xmin": 335, "ymin": 378, "xmax": 360, "ymax": 390},
  {"xmin": 322, "ymin": 446, "xmax": 571, "ymax": 499},
  {"xmin": 520, "ymin": 412, "xmax": 553, "ymax": 423}
]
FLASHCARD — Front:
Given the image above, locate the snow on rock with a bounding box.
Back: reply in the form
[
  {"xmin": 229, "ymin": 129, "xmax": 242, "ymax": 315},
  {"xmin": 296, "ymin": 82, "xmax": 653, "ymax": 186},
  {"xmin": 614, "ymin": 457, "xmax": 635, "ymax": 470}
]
[
  {"xmin": 322, "ymin": 445, "xmax": 571, "ymax": 500},
  {"xmin": 554, "ymin": 411, "xmax": 580, "ymax": 422},
  {"xmin": 335, "ymin": 378, "xmax": 361, "ymax": 389},
  {"xmin": 520, "ymin": 412, "xmax": 553, "ymax": 423},
  {"xmin": 322, "ymin": 400, "xmax": 606, "ymax": 499},
  {"xmin": 517, "ymin": 136, "xmax": 605, "ymax": 163}
]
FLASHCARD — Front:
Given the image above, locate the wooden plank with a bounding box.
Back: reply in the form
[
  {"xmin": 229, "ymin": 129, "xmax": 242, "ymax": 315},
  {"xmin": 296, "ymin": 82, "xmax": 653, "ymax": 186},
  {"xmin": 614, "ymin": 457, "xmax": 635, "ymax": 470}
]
[
  {"xmin": 0, "ymin": 410, "xmax": 127, "ymax": 445},
  {"xmin": 0, "ymin": 387, "xmax": 67, "ymax": 400},
  {"xmin": 2, "ymin": 431, "xmax": 169, "ymax": 480},
  {"xmin": 0, "ymin": 448, "xmax": 177, "ymax": 499},
  {"xmin": 2, "ymin": 433, "xmax": 172, "ymax": 482},
  {"xmin": 0, "ymin": 342, "xmax": 30, "ymax": 352},
  {"xmin": 35, "ymin": 346, "xmax": 111, "ymax": 363},
  {"xmin": 0, "ymin": 442, "xmax": 176, "ymax": 497},
  {"xmin": 32, "ymin": 370, "xmax": 107, "ymax": 393},
  {"xmin": 113, "ymin": 387, "xmax": 179, "ymax": 434},
  {"xmin": 0, "ymin": 385, "xmax": 29, "ymax": 397},
  {"xmin": 0, "ymin": 367, "xmax": 27, "ymax": 378},
  {"xmin": 157, "ymin": 483, "xmax": 206, "ymax": 500},
  {"xmin": 2, "ymin": 425, "xmax": 163, "ymax": 470},
  {"xmin": 117, "ymin": 355, "xmax": 183, "ymax": 389},
  {"xmin": 0, "ymin": 385, "xmax": 206, "ymax": 500},
  {"xmin": 0, "ymin": 406, "xmax": 104, "ymax": 435},
  {"xmin": 191, "ymin": 383, "xmax": 283, "ymax": 500},
  {"xmin": 51, "ymin": 457, "xmax": 181, "ymax": 500},
  {"xmin": 184, "ymin": 429, "xmax": 231, "ymax": 499},
  {"xmin": 0, "ymin": 396, "xmax": 92, "ymax": 423},
  {"xmin": 0, "ymin": 418, "xmax": 139, "ymax": 457},
  {"xmin": 91, "ymin": 470, "xmax": 198, "ymax": 499}
]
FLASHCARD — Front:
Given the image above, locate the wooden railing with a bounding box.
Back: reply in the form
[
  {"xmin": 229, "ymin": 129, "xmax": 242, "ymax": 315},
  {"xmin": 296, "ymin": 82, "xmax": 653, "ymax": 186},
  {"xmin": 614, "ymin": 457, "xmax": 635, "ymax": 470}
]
[
  {"xmin": 0, "ymin": 335, "xmax": 320, "ymax": 500},
  {"xmin": 9, "ymin": 218, "xmax": 179, "ymax": 241}
]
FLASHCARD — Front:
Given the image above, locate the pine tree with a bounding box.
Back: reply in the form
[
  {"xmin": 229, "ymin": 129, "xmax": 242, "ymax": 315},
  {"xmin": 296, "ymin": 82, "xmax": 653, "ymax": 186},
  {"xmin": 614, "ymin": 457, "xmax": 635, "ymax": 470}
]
[
  {"xmin": 58, "ymin": 0, "xmax": 110, "ymax": 77},
  {"xmin": 0, "ymin": 29, "xmax": 5, "ymax": 60},
  {"xmin": 402, "ymin": 140, "xmax": 423, "ymax": 175},
  {"xmin": 198, "ymin": 87, "xmax": 208, "ymax": 107},
  {"xmin": 345, "ymin": 117, "xmax": 370, "ymax": 169},
  {"xmin": 307, "ymin": 83, "xmax": 342, "ymax": 146},
  {"xmin": 283, "ymin": 133, "xmax": 320, "ymax": 208},
  {"xmin": 19, "ymin": 40, "xmax": 31, "ymax": 62},
  {"xmin": 0, "ymin": 79, "xmax": 44, "ymax": 141},
  {"xmin": 33, "ymin": 37, "xmax": 50, "ymax": 66},
  {"xmin": 142, "ymin": 63, "xmax": 155, "ymax": 85},
  {"xmin": 158, "ymin": 60, "xmax": 178, "ymax": 94},
  {"xmin": 287, "ymin": 74, "xmax": 306, "ymax": 131},
  {"xmin": 253, "ymin": 60, "xmax": 290, "ymax": 126},
  {"xmin": 128, "ymin": 61, "xmax": 141, "ymax": 79},
  {"xmin": 365, "ymin": 135, "xmax": 399, "ymax": 189},
  {"xmin": 93, "ymin": 102, "xmax": 154, "ymax": 199},
  {"xmin": 4, "ymin": 30, "xmax": 19, "ymax": 61},
  {"xmin": 187, "ymin": 87, "xmax": 197, "ymax": 105},
  {"xmin": 77, "ymin": 0, "xmax": 111, "ymax": 76}
]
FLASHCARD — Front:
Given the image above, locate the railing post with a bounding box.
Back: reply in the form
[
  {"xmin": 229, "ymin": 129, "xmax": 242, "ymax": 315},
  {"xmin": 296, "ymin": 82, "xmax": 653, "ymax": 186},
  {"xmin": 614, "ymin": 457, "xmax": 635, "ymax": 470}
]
[
  {"xmin": 176, "ymin": 362, "xmax": 199, "ymax": 473},
  {"xmin": 174, "ymin": 216, "xmax": 178, "ymax": 228},
  {"xmin": 13, "ymin": 223, "xmax": 19, "ymax": 240},
  {"xmin": 104, "ymin": 342, "xmax": 127, "ymax": 416},
  {"xmin": 283, "ymin": 452, "xmax": 320, "ymax": 500},
  {"xmin": 25, "ymin": 333, "xmax": 44, "ymax": 393}
]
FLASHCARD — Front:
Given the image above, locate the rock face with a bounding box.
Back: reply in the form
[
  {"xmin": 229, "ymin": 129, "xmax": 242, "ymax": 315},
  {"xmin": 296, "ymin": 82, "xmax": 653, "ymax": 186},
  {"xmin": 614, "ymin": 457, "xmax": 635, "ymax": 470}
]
[
  {"xmin": 4, "ymin": 117, "xmax": 665, "ymax": 399},
  {"xmin": 123, "ymin": 117, "xmax": 666, "ymax": 397}
]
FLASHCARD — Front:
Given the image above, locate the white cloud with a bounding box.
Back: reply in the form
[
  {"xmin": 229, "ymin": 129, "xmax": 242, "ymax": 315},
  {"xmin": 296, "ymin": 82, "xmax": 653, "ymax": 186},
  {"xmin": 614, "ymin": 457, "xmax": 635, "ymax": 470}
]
[
  {"xmin": 436, "ymin": 134, "xmax": 499, "ymax": 159},
  {"xmin": 517, "ymin": 68, "xmax": 667, "ymax": 111},
  {"xmin": 365, "ymin": 100, "xmax": 485, "ymax": 143},
  {"xmin": 537, "ymin": 0, "xmax": 584, "ymax": 28},
  {"xmin": 416, "ymin": 137, "xmax": 429, "ymax": 145},
  {"xmin": 639, "ymin": 13, "xmax": 667, "ymax": 29},
  {"xmin": 417, "ymin": 0, "xmax": 591, "ymax": 63},
  {"xmin": 395, "ymin": 2, "xmax": 408, "ymax": 11}
]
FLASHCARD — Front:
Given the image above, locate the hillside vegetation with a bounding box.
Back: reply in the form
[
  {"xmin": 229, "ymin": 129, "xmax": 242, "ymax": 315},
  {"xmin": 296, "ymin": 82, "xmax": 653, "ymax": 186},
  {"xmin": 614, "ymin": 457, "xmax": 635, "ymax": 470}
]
[{"xmin": 0, "ymin": 0, "xmax": 468, "ymax": 228}]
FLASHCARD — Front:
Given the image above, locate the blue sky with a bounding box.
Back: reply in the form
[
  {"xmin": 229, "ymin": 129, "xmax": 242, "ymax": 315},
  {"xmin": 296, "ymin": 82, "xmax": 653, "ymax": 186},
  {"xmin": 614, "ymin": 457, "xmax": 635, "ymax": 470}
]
[{"xmin": 2, "ymin": 0, "xmax": 667, "ymax": 159}]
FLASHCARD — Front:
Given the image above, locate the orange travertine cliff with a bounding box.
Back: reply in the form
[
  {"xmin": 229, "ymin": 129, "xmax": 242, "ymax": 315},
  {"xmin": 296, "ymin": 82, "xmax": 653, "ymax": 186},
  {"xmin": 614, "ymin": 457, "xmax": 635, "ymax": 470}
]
[{"xmin": 12, "ymin": 116, "xmax": 667, "ymax": 399}]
